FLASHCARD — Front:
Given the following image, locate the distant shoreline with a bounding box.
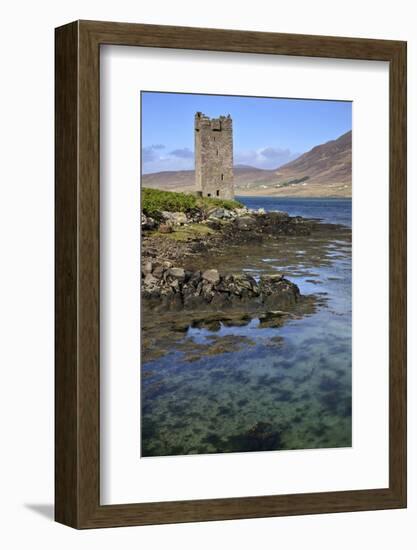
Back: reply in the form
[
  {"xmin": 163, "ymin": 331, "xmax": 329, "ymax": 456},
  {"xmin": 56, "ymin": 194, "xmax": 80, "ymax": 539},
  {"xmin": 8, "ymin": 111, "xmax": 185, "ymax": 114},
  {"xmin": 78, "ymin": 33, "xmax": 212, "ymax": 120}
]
[
  {"xmin": 234, "ymin": 186, "xmax": 351, "ymax": 199},
  {"xmin": 141, "ymin": 179, "xmax": 352, "ymax": 200},
  {"xmin": 140, "ymin": 182, "xmax": 352, "ymax": 200},
  {"xmin": 235, "ymin": 193, "xmax": 352, "ymax": 199}
]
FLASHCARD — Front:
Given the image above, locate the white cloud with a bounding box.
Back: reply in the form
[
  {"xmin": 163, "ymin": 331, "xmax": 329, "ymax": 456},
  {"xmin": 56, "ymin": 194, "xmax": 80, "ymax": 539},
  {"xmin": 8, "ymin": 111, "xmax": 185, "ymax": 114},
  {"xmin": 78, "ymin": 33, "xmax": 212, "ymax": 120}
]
[
  {"xmin": 142, "ymin": 144, "xmax": 300, "ymax": 173},
  {"xmin": 169, "ymin": 148, "xmax": 194, "ymax": 159},
  {"xmin": 234, "ymin": 147, "xmax": 299, "ymax": 169},
  {"xmin": 141, "ymin": 144, "xmax": 166, "ymax": 163},
  {"xmin": 142, "ymin": 144, "xmax": 194, "ymax": 173}
]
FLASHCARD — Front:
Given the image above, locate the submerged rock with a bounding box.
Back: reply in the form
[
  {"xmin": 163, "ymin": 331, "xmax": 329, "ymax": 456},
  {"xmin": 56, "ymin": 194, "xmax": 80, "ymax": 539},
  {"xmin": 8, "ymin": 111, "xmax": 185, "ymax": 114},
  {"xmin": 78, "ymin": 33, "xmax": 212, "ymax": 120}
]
[{"xmin": 228, "ymin": 421, "xmax": 282, "ymax": 452}]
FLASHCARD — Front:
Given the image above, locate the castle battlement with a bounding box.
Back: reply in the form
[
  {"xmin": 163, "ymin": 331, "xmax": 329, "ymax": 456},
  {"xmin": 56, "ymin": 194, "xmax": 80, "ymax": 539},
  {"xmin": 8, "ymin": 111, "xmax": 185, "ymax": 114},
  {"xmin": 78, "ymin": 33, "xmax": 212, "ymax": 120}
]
[{"xmin": 194, "ymin": 112, "xmax": 234, "ymax": 199}]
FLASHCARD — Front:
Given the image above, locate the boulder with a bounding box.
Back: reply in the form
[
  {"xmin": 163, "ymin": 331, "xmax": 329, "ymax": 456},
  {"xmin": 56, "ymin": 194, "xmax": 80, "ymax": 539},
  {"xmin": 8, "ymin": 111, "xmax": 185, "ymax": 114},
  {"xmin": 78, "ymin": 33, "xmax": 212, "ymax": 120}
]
[
  {"xmin": 202, "ymin": 269, "xmax": 220, "ymax": 284},
  {"xmin": 167, "ymin": 267, "xmax": 185, "ymax": 281},
  {"xmin": 141, "ymin": 214, "xmax": 157, "ymax": 230},
  {"xmin": 152, "ymin": 264, "xmax": 165, "ymax": 279},
  {"xmin": 208, "ymin": 207, "xmax": 227, "ymax": 220},
  {"xmin": 143, "ymin": 261, "xmax": 153, "ymax": 275},
  {"xmin": 232, "ymin": 273, "xmax": 257, "ymax": 290},
  {"xmin": 260, "ymin": 276, "xmax": 300, "ymax": 309},
  {"xmin": 234, "ymin": 208, "xmax": 249, "ymax": 217},
  {"xmin": 161, "ymin": 211, "xmax": 188, "ymax": 225},
  {"xmin": 142, "ymin": 266, "xmax": 301, "ymax": 313},
  {"xmin": 268, "ymin": 211, "xmax": 290, "ymax": 223},
  {"xmin": 188, "ymin": 270, "xmax": 202, "ymax": 284},
  {"xmin": 159, "ymin": 224, "xmax": 173, "ymax": 233},
  {"xmin": 160, "ymin": 211, "xmax": 174, "ymax": 221},
  {"xmin": 186, "ymin": 207, "xmax": 204, "ymax": 223},
  {"xmin": 143, "ymin": 274, "xmax": 159, "ymax": 287},
  {"xmin": 209, "ymin": 207, "xmax": 234, "ymax": 220},
  {"xmin": 236, "ymin": 216, "xmax": 256, "ymax": 230},
  {"xmin": 260, "ymin": 273, "xmax": 284, "ymax": 286},
  {"xmin": 171, "ymin": 212, "xmax": 188, "ymax": 225}
]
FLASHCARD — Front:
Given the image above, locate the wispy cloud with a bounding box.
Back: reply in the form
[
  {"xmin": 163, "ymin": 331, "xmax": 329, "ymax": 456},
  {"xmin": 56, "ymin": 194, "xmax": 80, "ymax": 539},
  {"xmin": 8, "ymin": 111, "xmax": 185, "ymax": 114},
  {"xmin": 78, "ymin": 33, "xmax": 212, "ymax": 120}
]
[
  {"xmin": 142, "ymin": 144, "xmax": 194, "ymax": 173},
  {"xmin": 234, "ymin": 147, "xmax": 299, "ymax": 169},
  {"xmin": 169, "ymin": 148, "xmax": 194, "ymax": 159},
  {"xmin": 142, "ymin": 144, "xmax": 300, "ymax": 173},
  {"xmin": 142, "ymin": 144, "xmax": 166, "ymax": 163}
]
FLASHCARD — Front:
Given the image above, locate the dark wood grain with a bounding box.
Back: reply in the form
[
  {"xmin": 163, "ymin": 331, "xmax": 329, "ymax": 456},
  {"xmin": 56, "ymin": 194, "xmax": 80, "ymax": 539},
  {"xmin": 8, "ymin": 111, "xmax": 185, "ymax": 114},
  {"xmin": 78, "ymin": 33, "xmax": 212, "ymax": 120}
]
[
  {"xmin": 55, "ymin": 20, "xmax": 407, "ymax": 529},
  {"xmin": 388, "ymin": 41, "xmax": 407, "ymax": 504},
  {"xmin": 55, "ymin": 21, "xmax": 79, "ymax": 527}
]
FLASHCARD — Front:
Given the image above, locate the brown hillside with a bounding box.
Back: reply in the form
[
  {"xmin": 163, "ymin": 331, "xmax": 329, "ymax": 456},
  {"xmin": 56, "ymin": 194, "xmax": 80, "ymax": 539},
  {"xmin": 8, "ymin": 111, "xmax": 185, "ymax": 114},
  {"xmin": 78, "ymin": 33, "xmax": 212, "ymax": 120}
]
[
  {"xmin": 141, "ymin": 131, "xmax": 352, "ymax": 197},
  {"xmin": 275, "ymin": 131, "xmax": 352, "ymax": 185}
]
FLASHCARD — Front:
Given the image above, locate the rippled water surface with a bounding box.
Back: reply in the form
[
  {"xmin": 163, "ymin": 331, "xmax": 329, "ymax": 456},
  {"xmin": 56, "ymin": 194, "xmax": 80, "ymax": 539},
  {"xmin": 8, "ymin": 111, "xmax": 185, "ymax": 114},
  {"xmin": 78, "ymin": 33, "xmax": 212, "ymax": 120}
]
[
  {"xmin": 141, "ymin": 197, "xmax": 352, "ymax": 457},
  {"xmin": 238, "ymin": 196, "xmax": 352, "ymax": 227}
]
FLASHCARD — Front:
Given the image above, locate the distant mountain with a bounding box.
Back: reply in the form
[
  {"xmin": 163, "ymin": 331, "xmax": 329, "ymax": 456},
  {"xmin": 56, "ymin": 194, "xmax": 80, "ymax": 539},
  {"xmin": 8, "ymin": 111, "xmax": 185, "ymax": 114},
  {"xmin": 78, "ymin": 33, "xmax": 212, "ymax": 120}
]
[
  {"xmin": 140, "ymin": 169, "xmax": 195, "ymax": 192},
  {"xmin": 141, "ymin": 131, "xmax": 352, "ymax": 197},
  {"xmin": 272, "ymin": 130, "xmax": 352, "ymax": 189}
]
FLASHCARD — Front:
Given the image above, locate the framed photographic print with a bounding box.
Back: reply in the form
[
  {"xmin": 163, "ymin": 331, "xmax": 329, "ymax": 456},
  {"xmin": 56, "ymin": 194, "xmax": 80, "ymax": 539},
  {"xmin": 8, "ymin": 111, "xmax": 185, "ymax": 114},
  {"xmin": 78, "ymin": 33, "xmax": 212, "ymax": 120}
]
[{"xmin": 55, "ymin": 20, "xmax": 407, "ymax": 528}]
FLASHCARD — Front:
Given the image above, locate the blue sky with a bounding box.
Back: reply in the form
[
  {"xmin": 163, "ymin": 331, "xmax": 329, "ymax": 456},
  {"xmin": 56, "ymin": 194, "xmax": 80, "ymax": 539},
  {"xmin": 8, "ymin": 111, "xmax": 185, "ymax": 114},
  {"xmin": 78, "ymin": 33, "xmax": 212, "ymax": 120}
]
[{"xmin": 141, "ymin": 91, "xmax": 352, "ymax": 173}]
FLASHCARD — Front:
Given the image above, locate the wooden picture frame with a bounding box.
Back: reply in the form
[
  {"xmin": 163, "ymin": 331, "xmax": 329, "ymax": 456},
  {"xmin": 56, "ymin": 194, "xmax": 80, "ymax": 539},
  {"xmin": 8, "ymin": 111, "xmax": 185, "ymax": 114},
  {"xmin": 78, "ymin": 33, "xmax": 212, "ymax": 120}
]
[{"xmin": 55, "ymin": 20, "xmax": 407, "ymax": 529}]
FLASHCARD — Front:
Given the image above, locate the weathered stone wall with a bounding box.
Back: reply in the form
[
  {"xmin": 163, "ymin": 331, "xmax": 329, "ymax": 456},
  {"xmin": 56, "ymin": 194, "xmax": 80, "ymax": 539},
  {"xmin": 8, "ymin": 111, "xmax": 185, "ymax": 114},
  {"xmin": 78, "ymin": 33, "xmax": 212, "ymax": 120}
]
[{"xmin": 195, "ymin": 112, "xmax": 234, "ymax": 199}]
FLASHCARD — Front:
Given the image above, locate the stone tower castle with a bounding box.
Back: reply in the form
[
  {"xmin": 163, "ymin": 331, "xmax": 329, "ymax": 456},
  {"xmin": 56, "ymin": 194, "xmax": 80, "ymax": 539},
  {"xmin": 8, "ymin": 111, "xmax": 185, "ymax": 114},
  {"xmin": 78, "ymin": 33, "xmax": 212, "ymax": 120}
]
[{"xmin": 194, "ymin": 112, "xmax": 234, "ymax": 200}]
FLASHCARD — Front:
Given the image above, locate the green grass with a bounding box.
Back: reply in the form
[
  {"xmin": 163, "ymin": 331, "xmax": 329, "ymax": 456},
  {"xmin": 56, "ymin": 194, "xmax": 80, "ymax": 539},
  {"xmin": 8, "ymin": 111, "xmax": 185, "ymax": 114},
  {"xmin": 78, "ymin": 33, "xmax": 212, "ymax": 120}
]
[
  {"xmin": 197, "ymin": 196, "xmax": 242, "ymax": 211},
  {"xmin": 152, "ymin": 223, "xmax": 215, "ymax": 241},
  {"xmin": 142, "ymin": 188, "xmax": 196, "ymax": 218},
  {"xmin": 142, "ymin": 187, "xmax": 242, "ymax": 218}
]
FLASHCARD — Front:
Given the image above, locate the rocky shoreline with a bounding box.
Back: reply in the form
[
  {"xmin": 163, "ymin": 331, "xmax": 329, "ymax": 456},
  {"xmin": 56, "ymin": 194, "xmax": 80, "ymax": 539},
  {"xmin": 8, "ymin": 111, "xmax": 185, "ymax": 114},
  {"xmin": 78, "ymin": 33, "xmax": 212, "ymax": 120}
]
[
  {"xmin": 141, "ymin": 204, "xmax": 341, "ymax": 315},
  {"xmin": 142, "ymin": 206, "xmax": 314, "ymax": 267},
  {"xmin": 143, "ymin": 263, "xmax": 300, "ymax": 313}
]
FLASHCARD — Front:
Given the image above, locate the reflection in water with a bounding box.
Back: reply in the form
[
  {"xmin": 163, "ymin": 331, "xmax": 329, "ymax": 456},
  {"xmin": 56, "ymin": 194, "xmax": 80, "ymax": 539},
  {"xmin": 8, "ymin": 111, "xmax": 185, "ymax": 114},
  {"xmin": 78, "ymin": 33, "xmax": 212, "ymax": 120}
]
[{"xmin": 141, "ymin": 198, "xmax": 352, "ymax": 457}]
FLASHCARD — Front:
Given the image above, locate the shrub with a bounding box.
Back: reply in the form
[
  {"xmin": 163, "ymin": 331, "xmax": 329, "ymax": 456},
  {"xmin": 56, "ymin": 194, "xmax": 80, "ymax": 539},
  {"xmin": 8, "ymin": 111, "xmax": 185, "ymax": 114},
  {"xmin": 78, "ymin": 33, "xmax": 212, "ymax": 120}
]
[
  {"xmin": 141, "ymin": 187, "xmax": 243, "ymax": 218},
  {"xmin": 198, "ymin": 196, "xmax": 243, "ymax": 211},
  {"xmin": 142, "ymin": 188, "xmax": 197, "ymax": 218}
]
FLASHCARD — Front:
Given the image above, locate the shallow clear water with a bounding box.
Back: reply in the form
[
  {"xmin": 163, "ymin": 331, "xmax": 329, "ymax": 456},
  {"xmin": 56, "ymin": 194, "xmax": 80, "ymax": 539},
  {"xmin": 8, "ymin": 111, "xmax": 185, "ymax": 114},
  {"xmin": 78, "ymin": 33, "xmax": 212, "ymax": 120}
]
[{"xmin": 141, "ymin": 197, "xmax": 352, "ymax": 457}]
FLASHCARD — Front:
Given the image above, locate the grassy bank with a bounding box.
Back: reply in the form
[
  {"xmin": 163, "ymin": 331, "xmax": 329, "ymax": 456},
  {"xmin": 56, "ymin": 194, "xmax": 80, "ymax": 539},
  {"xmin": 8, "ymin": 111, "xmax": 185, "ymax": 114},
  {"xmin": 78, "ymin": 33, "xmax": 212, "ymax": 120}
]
[{"xmin": 142, "ymin": 187, "xmax": 242, "ymax": 219}]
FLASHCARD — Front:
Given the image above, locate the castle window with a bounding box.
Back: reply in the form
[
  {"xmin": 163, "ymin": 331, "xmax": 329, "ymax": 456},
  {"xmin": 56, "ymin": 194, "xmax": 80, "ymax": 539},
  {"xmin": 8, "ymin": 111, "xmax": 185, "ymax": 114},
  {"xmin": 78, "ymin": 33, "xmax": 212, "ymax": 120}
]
[
  {"xmin": 216, "ymin": 149, "xmax": 219, "ymax": 156},
  {"xmin": 207, "ymin": 193, "xmax": 211, "ymax": 197},
  {"xmin": 221, "ymin": 173, "xmax": 224, "ymax": 181},
  {"xmin": 216, "ymin": 190, "xmax": 220, "ymax": 197}
]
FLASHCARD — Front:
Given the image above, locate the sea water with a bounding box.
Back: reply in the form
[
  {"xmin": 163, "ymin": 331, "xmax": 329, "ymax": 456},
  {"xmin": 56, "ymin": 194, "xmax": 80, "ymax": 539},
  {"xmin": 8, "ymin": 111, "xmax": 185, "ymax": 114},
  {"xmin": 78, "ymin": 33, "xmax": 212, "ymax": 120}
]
[{"xmin": 141, "ymin": 197, "xmax": 352, "ymax": 457}]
